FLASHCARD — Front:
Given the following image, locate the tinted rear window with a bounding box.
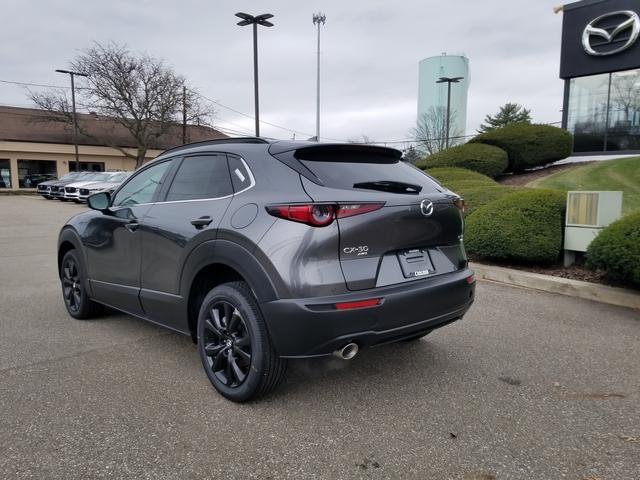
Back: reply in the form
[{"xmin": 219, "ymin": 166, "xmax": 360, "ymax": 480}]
[
  {"xmin": 165, "ymin": 155, "xmax": 232, "ymax": 201},
  {"xmin": 299, "ymin": 157, "xmax": 441, "ymax": 192}
]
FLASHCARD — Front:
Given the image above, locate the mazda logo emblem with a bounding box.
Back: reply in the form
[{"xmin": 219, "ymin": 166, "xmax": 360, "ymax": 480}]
[
  {"xmin": 420, "ymin": 200, "xmax": 434, "ymax": 217},
  {"xmin": 582, "ymin": 10, "xmax": 640, "ymax": 56}
]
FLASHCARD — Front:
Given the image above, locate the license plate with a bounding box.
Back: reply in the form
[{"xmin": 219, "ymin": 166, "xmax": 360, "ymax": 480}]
[{"xmin": 396, "ymin": 248, "xmax": 436, "ymax": 278}]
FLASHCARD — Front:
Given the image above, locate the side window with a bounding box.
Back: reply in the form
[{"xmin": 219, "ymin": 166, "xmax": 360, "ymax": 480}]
[
  {"xmin": 165, "ymin": 155, "xmax": 232, "ymax": 201},
  {"xmin": 112, "ymin": 160, "xmax": 172, "ymax": 207},
  {"xmin": 228, "ymin": 155, "xmax": 253, "ymax": 193}
]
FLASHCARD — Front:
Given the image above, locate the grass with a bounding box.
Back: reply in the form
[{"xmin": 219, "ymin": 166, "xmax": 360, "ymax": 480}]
[{"xmin": 527, "ymin": 157, "xmax": 640, "ymax": 214}]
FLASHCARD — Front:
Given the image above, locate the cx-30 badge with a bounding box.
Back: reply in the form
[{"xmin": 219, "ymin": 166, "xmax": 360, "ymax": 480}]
[
  {"xmin": 582, "ymin": 10, "xmax": 640, "ymax": 56},
  {"xmin": 420, "ymin": 200, "xmax": 434, "ymax": 217}
]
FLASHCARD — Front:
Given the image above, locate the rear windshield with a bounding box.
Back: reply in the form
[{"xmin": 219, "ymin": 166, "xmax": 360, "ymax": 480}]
[{"xmin": 299, "ymin": 157, "xmax": 442, "ymax": 193}]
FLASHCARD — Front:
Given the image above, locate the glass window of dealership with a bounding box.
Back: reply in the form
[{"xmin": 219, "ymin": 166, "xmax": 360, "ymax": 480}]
[{"xmin": 560, "ymin": 0, "xmax": 640, "ymax": 153}]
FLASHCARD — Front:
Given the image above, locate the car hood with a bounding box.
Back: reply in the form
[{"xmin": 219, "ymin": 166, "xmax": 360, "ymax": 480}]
[
  {"xmin": 66, "ymin": 180, "xmax": 107, "ymax": 188},
  {"xmin": 80, "ymin": 181, "xmax": 120, "ymax": 191}
]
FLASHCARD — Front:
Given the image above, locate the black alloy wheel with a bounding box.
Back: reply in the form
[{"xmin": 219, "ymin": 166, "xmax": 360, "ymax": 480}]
[
  {"xmin": 202, "ymin": 301, "xmax": 252, "ymax": 388},
  {"xmin": 62, "ymin": 256, "xmax": 82, "ymax": 314},
  {"xmin": 60, "ymin": 250, "xmax": 102, "ymax": 319},
  {"xmin": 197, "ymin": 282, "xmax": 287, "ymax": 402}
]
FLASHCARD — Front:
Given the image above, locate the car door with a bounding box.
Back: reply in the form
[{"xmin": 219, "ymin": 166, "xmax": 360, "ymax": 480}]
[
  {"xmin": 84, "ymin": 159, "xmax": 174, "ymax": 315},
  {"xmin": 138, "ymin": 154, "xmax": 234, "ymax": 329}
]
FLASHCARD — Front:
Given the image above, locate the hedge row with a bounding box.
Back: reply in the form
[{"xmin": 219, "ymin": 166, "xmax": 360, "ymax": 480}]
[
  {"xmin": 470, "ymin": 124, "xmax": 572, "ymax": 172},
  {"xmin": 417, "ymin": 143, "xmax": 508, "ymax": 178},
  {"xmin": 464, "ymin": 189, "xmax": 567, "ymax": 263},
  {"xmin": 586, "ymin": 211, "xmax": 640, "ymax": 287}
]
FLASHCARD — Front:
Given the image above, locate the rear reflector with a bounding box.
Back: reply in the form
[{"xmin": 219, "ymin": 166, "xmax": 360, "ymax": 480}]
[
  {"xmin": 466, "ymin": 273, "xmax": 475, "ymax": 284},
  {"xmin": 334, "ymin": 298, "xmax": 381, "ymax": 310}
]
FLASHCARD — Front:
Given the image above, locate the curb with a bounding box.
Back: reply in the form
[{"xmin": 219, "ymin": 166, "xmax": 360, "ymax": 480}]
[{"xmin": 470, "ymin": 262, "xmax": 640, "ymax": 311}]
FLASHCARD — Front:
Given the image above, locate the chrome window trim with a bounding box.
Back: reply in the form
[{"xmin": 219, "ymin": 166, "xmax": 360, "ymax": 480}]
[{"xmin": 112, "ymin": 156, "xmax": 256, "ymax": 208}]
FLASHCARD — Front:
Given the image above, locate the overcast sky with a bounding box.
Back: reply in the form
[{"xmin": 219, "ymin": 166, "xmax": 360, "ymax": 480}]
[{"xmin": 1, "ymin": 0, "xmax": 569, "ymax": 145}]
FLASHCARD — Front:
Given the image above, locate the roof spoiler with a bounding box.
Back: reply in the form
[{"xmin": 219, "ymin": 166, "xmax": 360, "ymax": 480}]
[{"xmin": 269, "ymin": 142, "xmax": 403, "ymax": 159}]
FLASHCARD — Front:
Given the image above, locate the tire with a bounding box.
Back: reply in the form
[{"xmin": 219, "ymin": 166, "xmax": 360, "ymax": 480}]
[
  {"xmin": 402, "ymin": 330, "xmax": 433, "ymax": 342},
  {"xmin": 197, "ymin": 281, "xmax": 287, "ymax": 402},
  {"xmin": 60, "ymin": 250, "xmax": 102, "ymax": 319}
]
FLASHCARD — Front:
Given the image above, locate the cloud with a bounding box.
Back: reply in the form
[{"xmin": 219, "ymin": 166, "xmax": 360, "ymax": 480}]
[{"xmin": 0, "ymin": 0, "xmax": 567, "ymax": 142}]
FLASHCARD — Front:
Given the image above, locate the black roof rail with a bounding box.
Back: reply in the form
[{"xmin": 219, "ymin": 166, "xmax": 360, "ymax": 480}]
[{"xmin": 158, "ymin": 137, "xmax": 270, "ymax": 157}]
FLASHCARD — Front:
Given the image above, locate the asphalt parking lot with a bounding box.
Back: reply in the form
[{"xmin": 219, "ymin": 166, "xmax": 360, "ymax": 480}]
[{"xmin": 0, "ymin": 195, "xmax": 639, "ymax": 480}]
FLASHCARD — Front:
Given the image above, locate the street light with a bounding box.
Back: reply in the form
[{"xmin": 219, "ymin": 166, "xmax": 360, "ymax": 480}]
[
  {"xmin": 312, "ymin": 12, "xmax": 326, "ymax": 141},
  {"xmin": 55, "ymin": 69, "xmax": 88, "ymax": 172},
  {"xmin": 436, "ymin": 76, "xmax": 463, "ymax": 149},
  {"xmin": 235, "ymin": 12, "xmax": 274, "ymax": 137}
]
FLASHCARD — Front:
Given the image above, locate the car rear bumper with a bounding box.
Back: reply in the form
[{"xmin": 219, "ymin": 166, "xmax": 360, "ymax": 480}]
[{"xmin": 260, "ymin": 268, "xmax": 475, "ymax": 358}]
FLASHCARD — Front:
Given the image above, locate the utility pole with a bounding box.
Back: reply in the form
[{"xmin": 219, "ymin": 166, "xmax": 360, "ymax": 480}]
[
  {"xmin": 436, "ymin": 76, "xmax": 463, "ymax": 149},
  {"xmin": 55, "ymin": 69, "xmax": 88, "ymax": 172},
  {"xmin": 182, "ymin": 85, "xmax": 187, "ymax": 144},
  {"xmin": 313, "ymin": 13, "xmax": 326, "ymax": 142},
  {"xmin": 235, "ymin": 12, "xmax": 275, "ymax": 137}
]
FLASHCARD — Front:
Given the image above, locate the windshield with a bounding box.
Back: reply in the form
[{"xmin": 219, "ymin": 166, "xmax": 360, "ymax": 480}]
[{"xmin": 106, "ymin": 172, "xmax": 129, "ymax": 182}]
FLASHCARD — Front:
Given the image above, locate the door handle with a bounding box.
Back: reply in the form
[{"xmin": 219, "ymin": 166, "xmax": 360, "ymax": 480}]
[
  {"xmin": 191, "ymin": 216, "xmax": 213, "ymax": 229},
  {"xmin": 125, "ymin": 221, "xmax": 139, "ymax": 232}
]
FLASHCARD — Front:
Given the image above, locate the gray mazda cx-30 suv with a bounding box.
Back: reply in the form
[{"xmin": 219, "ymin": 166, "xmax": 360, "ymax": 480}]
[{"xmin": 57, "ymin": 138, "xmax": 475, "ymax": 401}]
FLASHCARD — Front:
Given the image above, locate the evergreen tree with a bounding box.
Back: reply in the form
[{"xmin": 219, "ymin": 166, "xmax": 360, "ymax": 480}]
[{"xmin": 478, "ymin": 103, "xmax": 531, "ymax": 133}]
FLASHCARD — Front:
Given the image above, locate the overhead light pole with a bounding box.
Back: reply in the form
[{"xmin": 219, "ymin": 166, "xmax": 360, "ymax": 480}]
[
  {"xmin": 312, "ymin": 12, "xmax": 326, "ymax": 142},
  {"xmin": 55, "ymin": 69, "xmax": 88, "ymax": 172},
  {"xmin": 235, "ymin": 12, "xmax": 274, "ymax": 137},
  {"xmin": 436, "ymin": 76, "xmax": 463, "ymax": 148}
]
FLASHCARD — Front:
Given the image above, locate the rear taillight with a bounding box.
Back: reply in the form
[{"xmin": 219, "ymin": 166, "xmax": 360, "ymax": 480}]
[
  {"xmin": 266, "ymin": 204, "xmax": 335, "ymax": 226},
  {"xmin": 336, "ymin": 203, "xmax": 384, "ymax": 218},
  {"xmin": 266, "ymin": 202, "xmax": 384, "ymax": 227},
  {"xmin": 453, "ymin": 198, "xmax": 466, "ymax": 214}
]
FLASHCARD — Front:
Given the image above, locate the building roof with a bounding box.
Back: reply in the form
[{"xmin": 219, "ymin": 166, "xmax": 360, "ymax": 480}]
[{"xmin": 0, "ymin": 105, "xmax": 227, "ymax": 150}]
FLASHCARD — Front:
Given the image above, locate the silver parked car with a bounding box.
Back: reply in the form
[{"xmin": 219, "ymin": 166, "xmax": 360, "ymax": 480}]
[{"xmin": 76, "ymin": 171, "xmax": 132, "ymax": 202}]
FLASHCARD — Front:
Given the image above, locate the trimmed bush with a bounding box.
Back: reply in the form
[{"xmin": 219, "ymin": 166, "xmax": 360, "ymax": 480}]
[
  {"xmin": 456, "ymin": 185, "xmax": 518, "ymax": 216},
  {"xmin": 586, "ymin": 211, "xmax": 640, "ymax": 287},
  {"xmin": 471, "ymin": 124, "xmax": 572, "ymax": 172},
  {"xmin": 417, "ymin": 143, "xmax": 508, "ymax": 178},
  {"xmin": 465, "ymin": 189, "xmax": 566, "ymax": 263},
  {"xmin": 426, "ymin": 167, "xmax": 497, "ymax": 186}
]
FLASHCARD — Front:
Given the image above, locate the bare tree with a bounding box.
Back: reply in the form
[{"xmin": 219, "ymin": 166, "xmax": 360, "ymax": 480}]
[
  {"xmin": 347, "ymin": 135, "xmax": 374, "ymax": 144},
  {"xmin": 412, "ymin": 106, "xmax": 462, "ymax": 155},
  {"xmin": 611, "ymin": 72, "xmax": 640, "ymax": 126},
  {"xmin": 30, "ymin": 42, "xmax": 214, "ymax": 168}
]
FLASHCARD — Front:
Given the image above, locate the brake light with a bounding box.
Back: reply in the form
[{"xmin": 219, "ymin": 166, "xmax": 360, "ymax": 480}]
[
  {"xmin": 453, "ymin": 198, "xmax": 466, "ymax": 214},
  {"xmin": 466, "ymin": 273, "xmax": 475, "ymax": 284},
  {"xmin": 334, "ymin": 298, "xmax": 381, "ymax": 310},
  {"xmin": 336, "ymin": 203, "xmax": 384, "ymax": 218},
  {"xmin": 266, "ymin": 204, "xmax": 335, "ymax": 226},
  {"xmin": 266, "ymin": 202, "xmax": 384, "ymax": 227}
]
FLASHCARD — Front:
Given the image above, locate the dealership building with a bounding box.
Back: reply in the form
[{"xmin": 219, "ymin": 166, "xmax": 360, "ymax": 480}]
[
  {"xmin": 0, "ymin": 106, "xmax": 226, "ymax": 190},
  {"xmin": 561, "ymin": 0, "xmax": 640, "ymax": 154}
]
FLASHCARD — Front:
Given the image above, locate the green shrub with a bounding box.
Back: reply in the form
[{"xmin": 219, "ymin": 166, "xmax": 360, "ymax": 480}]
[
  {"xmin": 586, "ymin": 211, "xmax": 640, "ymax": 287},
  {"xmin": 417, "ymin": 143, "xmax": 508, "ymax": 178},
  {"xmin": 471, "ymin": 124, "xmax": 572, "ymax": 172},
  {"xmin": 456, "ymin": 185, "xmax": 518, "ymax": 216},
  {"xmin": 426, "ymin": 167, "xmax": 514, "ymax": 214},
  {"xmin": 465, "ymin": 189, "xmax": 566, "ymax": 263},
  {"xmin": 425, "ymin": 167, "xmax": 497, "ymax": 186}
]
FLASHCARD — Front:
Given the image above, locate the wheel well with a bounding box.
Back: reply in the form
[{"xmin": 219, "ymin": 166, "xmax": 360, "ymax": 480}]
[
  {"xmin": 58, "ymin": 241, "xmax": 75, "ymax": 278},
  {"xmin": 187, "ymin": 264, "xmax": 244, "ymax": 341}
]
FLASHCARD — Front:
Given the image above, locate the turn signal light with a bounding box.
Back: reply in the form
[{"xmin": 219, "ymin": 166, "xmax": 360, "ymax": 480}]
[
  {"xmin": 266, "ymin": 202, "xmax": 384, "ymax": 227},
  {"xmin": 334, "ymin": 298, "xmax": 381, "ymax": 310}
]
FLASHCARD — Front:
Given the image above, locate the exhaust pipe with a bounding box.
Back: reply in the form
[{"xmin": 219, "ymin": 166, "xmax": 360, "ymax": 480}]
[{"xmin": 333, "ymin": 342, "xmax": 359, "ymax": 360}]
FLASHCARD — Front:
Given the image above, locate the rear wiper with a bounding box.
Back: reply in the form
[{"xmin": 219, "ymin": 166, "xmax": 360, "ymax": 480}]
[{"xmin": 353, "ymin": 180, "xmax": 422, "ymax": 194}]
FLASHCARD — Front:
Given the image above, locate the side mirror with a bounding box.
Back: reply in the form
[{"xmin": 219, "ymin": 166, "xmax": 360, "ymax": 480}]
[{"xmin": 87, "ymin": 191, "xmax": 111, "ymax": 212}]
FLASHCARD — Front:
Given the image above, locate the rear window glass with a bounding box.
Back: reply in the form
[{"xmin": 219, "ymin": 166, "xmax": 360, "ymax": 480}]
[
  {"xmin": 299, "ymin": 158, "xmax": 441, "ymax": 193},
  {"xmin": 165, "ymin": 155, "xmax": 232, "ymax": 201},
  {"xmin": 228, "ymin": 155, "xmax": 253, "ymax": 192}
]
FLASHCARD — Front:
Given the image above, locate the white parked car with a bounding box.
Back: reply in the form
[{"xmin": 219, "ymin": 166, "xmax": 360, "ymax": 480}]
[
  {"xmin": 62, "ymin": 172, "xmax": 116, "ymax": 201},
  {"xmin": 77, "ymin": 171, "xmax": 132, "ymax": 203}
]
